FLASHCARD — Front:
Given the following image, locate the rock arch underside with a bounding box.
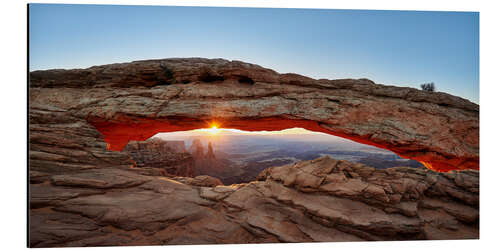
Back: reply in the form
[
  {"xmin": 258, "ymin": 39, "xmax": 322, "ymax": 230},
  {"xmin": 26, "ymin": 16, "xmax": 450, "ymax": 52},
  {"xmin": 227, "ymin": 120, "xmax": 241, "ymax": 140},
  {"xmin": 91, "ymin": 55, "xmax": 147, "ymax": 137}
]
[{"xmin": 29, "ymin": 58, "xmax": 479, "ymax": 246}]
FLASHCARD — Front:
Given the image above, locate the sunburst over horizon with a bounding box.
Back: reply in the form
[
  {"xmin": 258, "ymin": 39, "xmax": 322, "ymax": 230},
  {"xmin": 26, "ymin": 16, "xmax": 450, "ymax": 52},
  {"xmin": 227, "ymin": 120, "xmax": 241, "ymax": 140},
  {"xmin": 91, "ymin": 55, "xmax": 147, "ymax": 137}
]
[
  {"xmin": 166, "ymin": 127, "xmax": 324, "ymax": 137},
  {"xmin": 198, "ymin": 125, "xmax": 222, "ymax": 135}
]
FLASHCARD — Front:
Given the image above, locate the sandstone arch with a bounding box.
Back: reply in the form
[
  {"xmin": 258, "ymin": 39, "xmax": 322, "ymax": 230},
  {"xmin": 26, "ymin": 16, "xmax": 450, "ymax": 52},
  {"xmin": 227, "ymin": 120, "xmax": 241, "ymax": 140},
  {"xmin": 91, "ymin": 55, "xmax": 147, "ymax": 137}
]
[{"xmin": 30, "ymin": 58, "xmax": 479, "ymax": 172}]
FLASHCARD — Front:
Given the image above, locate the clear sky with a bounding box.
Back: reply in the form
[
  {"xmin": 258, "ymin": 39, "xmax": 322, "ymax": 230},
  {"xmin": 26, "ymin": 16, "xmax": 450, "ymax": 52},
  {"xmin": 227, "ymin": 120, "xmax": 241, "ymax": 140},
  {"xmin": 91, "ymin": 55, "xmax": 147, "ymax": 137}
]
[{"xmin": 29, "ymin": 4, "xmax": 479, "ymax": 103}]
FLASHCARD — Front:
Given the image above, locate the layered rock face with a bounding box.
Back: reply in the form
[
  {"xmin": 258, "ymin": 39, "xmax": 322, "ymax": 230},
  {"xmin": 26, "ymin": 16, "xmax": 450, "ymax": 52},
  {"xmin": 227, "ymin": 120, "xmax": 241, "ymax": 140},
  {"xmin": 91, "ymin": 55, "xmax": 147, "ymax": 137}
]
[
  {"xmin": 123, "ymin": 138, "xmax": 194, "ymax": 177},
  {"xmin": 30, "ymin": 58, "xmax": 479, "ymax": 171},
  {"xmin": 29, "ymin": 156, "xmax": 478, "ymax": 247},
  {"xmin": 162, "ymin": 140, "xmax": 187, "ymax": 153}
]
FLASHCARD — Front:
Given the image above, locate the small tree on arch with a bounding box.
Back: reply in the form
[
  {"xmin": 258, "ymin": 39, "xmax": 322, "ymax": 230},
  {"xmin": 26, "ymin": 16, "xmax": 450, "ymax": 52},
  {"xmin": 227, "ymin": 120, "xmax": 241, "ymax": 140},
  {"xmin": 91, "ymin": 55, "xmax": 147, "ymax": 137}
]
[{"xmin": 420, "ymin": 82, "xmax": 436, "ymax": 92}]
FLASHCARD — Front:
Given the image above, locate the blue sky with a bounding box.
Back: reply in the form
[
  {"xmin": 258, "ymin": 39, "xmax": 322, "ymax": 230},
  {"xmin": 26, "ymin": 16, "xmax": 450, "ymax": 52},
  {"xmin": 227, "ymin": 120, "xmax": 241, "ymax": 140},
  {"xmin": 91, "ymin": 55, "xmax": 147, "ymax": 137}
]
[{"xmin": 29, "ymin": 4, "xmax": 479, "ymax": 103}]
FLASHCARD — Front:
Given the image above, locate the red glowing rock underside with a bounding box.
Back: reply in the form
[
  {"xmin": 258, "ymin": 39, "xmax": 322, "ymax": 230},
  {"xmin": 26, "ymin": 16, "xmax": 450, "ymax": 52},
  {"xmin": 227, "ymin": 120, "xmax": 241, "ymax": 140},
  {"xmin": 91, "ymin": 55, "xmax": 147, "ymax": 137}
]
[{"xmin": 90, "ymin": 117, "xmax": 479, "ymax": 172}]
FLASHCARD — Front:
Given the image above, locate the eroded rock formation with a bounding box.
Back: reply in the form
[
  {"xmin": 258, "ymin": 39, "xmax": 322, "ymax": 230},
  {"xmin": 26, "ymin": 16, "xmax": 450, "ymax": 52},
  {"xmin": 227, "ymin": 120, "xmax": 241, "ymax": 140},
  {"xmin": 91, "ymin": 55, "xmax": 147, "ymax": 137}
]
[
  {"xmin": 29, "ymin": 156, "xmax": 478, "ymax": 247},
  {"xmin": 185, "ymin": 139, "xmax": 242, "ymax": 184},
  {"xmin": 123, "ymin": 138, "xmax": 194, "ymax": 176},
  {"xmin": 29, "ymin": 58, "xmax": 479, "ymax": 171},
  {"xmin": 123, "ymin": 138, "xmax": 235, "ymax": 183},
  {"xmin": 189, "ymin": 139, "xmax": 205, "ymax": 159},
  {"xmin": 206, "ymin": 142, "xmax": 216, "ymax": 160}
]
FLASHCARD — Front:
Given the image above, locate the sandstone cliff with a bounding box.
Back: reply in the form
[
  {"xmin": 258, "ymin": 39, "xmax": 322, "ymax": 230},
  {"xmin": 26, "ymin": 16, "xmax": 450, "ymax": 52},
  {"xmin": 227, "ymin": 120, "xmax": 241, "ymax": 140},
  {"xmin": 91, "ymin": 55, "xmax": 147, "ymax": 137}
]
[{"xmin": 123, "ymin": 138, "xmax": 194, "ymax": 177}]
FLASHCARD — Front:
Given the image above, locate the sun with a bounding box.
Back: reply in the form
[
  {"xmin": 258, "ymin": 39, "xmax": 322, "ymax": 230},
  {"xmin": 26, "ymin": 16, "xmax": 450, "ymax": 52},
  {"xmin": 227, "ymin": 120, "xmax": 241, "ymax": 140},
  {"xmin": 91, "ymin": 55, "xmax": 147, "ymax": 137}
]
[
  {"xmin": 207, "ymin": 125, "xmax": 221, "ymax": 135},
  {"xmin": 196, "ymin": 122, "xmax": 224, "ymax": 135}
]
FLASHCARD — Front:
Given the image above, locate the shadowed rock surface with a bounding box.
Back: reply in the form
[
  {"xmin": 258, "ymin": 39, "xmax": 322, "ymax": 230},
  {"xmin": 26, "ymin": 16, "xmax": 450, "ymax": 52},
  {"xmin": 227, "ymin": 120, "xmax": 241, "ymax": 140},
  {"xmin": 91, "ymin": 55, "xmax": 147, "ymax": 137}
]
[
  {"xmin": 29, "ymin": 58, "xmax": 478, "ymax": 171},
  {"xmin": 29, "ymin": 156, "xmax": 478, "ymax": 247}
]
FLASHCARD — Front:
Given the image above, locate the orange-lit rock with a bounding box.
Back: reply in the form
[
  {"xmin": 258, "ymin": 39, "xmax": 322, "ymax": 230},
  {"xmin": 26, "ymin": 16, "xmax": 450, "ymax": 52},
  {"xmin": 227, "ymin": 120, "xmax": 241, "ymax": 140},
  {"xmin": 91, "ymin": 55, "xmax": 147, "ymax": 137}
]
[{"xmin": 30, "ymin": 58, "xmax": 479, "ymax": 172}]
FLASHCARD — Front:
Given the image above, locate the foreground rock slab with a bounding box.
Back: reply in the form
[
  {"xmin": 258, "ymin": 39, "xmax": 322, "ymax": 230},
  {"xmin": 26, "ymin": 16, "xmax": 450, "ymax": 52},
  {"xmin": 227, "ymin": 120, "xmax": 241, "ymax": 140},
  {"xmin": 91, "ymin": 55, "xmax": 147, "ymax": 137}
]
[{"xmin": 29, "ymin": 156, "xmax": 478, "ymax": 247}]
